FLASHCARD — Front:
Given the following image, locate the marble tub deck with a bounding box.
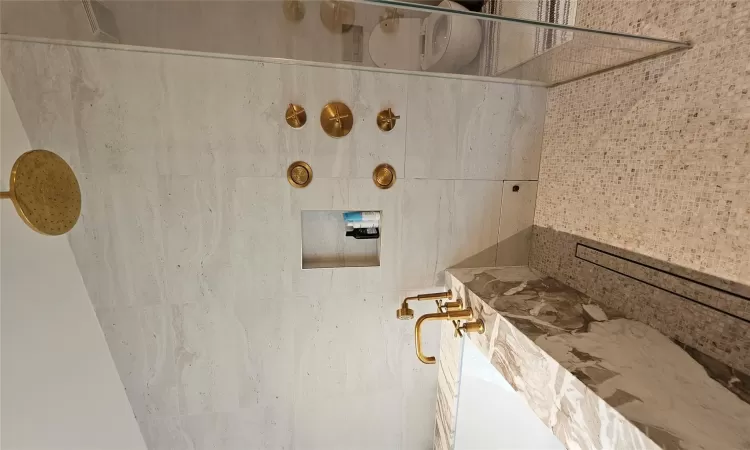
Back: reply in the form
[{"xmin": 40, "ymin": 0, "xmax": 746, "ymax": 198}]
[{"xmin": 447, "ymin": 266, "xmax": 750, "ymax": 450}]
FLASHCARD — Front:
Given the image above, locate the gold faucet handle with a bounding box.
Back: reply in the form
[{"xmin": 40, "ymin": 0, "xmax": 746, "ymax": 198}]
[
  {"xmin": 455, "ymin": 319, "xmax": 485, "ymax": 337},
  {"xmin": 442, "ymin": 301, "xmax": 463, "ymax": 311},
  {"xmin": 376, "ymin": 108, "xmax": 400, "ymax": 132}
]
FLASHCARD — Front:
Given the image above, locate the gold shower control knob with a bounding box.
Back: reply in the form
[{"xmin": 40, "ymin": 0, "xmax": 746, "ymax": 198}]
[
  {"xmin": 376, "ymin": 108, "xmax": 400, "ymax": 132},
  {"xmin": 285, "ymin": 103, "xmax": 307, "ymax": 128},
  {"xmin": 373, "ymin": 163, "xmax": 396, "ymax": 189},
  {"xmin": 320, "ymin": 102, "xmax": 353, "ymax": 138},
  {"xmin": 287, "ymin": 161, "xmax": 313, "ymax": 188}
]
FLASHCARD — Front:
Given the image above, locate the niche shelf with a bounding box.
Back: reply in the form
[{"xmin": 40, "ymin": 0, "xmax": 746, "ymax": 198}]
[{"xmin": 301, "ymin": 210, "xmax": 381, "ymax": 269}]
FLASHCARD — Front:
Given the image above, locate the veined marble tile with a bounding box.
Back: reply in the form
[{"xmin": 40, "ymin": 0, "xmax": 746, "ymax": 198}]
[
  {"xmin": 400, "ymin": 180, "xmax": 504, "ymax": 289},
  {"xmin": 171, "ymin": 302, "xmax": 245, "ymax": 415},
  {"xmin": 444, "ymin": 180, "xmax": 505, "ymax": 271},
  {"xmin": 496, "ymin": 181, "xmax": 538, "ymax": 266},
  {"xmin": 292, "ymin": 292, "xmax": 402, "ymax": 397},
  {"xmin": 97, "ymin": 304, "xmax": 179, "ymax": 420},
  {"xmin": 405, "ymin": 76, "xmax": 546, "ymax": 180},
  {"xmin": 108, "ymin": 173, "xmax": 168, "ymax": 306},
  {"xmin": 233, "ymin": 291, "xmax": 295, "ymax": 413},
  {"xmin": 159, "ymin": 174, "xmax": 235, "ymax": 305},
  {"xmin": 457, "ymin": 81, "xmax": 546, "ymax": 180},
  {"xmin": 157, "ymin": 56, "xmax": 286, "ymax": 177},
  {"xmin": 67, "ymin": 173, "xmax": 124, "ymax": 309},
  {"xmin": 141, "ymin": 408, "xmax": 292, "ymax": 450},
  {"xmin": 400, "ymin": 179, "xmax": 452, "ymax": 289},
  {"xmin": 404, "ymin": 76, "xmax": 460, "ymax": 179},
  {"xmin": 0, "ymin": 41, "xmax": 81, "ymax": 171},
  {"xmin": 231, "ymin": 177, "xmax": 294, "ymax": 298},
  {"xmin": 292, "ymin": 389, "xmax": 403, "ymax": 450},
  {"xmin": 181, "ymin": 409, "xmax": 292, "ymax": 450},
  {"xmin": 139, "ymin": 416, "xmax": 192, "ymax": 450},
  {"xmin": 447, "ymin": 268, "xmax": 750, "ymax": 450}
]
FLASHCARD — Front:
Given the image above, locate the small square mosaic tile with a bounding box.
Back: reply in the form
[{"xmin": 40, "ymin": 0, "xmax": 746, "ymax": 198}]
[{"xmin": 535, "ymin": 0, "xmax": 750, "ymax": 285}]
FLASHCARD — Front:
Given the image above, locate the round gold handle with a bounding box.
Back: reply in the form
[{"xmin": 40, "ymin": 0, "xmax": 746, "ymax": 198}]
[
  {"xmin": 320, "ymin": 102, "xmax": 353, "ymax": 138},
  {"xmin": 373, "ymin": 163, "xmax": 396, "ymax": 189}
]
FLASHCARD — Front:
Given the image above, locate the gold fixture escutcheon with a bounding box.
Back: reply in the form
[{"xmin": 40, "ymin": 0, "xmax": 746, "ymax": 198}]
[
  {"xmin": 285, "ymin": 103, "xmax": 307, "ymax": 128},
  {"xmin": 283, "ymin": 0, "xmax": 305, "ymax": 22},
  {"xmin": 320, "ymin": 102, "xmax": 353, "ymax": 138},
  {"xmin": 287, "ymin": 161, "xmax": 313, "ymax": 188},
  {"xmin": 373, "ymin": 163, "xmax": 396, "ymax": 189},
  {"xmin": 1, "ymin": 149, "xmax": 81, "ymax": 235},
  {"xmin": 320, "ymin": 0, "xmax": 355, "ymax": 33},
  {"xmin": 376, "ymin": 108, "xmax": 400, "ymax": 132}
]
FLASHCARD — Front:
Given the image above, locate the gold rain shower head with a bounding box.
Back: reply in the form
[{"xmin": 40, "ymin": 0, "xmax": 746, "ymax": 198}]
[{"xmin": 1, "ymin": 150, "xmax": 81, "ymax": 235}]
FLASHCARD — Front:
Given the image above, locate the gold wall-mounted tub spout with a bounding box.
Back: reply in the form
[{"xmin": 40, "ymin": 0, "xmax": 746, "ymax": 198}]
[
  {"xmin": 396, "ymin": 291, "xmax": 452, "ymax": 320},
  {"xmin": 415, "ymin": 309, "xmax": 473, "ymax": 364}
]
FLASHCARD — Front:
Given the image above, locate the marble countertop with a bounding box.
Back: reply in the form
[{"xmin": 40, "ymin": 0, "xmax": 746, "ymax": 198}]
[{"xmin": 447, "ymin": 266, "xmax": 750, "ymax": 450}]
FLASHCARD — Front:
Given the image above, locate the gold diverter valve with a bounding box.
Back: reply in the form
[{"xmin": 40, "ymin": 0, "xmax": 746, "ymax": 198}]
[{"xmin": 396, "ymin": 291, "xmax": 485, "ymax": 364}]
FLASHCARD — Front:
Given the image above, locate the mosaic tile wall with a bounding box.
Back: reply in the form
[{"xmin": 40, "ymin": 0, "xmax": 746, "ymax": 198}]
[{"xmin": 534, "ymin": 0, "xmax": 750, "ymax": 285}]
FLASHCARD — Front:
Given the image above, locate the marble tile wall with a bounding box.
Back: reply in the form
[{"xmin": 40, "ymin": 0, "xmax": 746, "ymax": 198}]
[
  {"xmin": 1, "ymin": 38, "xmax": 546, "ymax": 449},
  {"xmin": 534, "ymin": 0, "xmax": 750, "ymax": 285}
]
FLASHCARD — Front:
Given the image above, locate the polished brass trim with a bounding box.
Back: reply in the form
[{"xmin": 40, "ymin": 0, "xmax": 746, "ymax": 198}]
[
  {"xmin": 287, "ymin": 161, "xmax": 313, "ymax": 188},
  {"xmin": 320, "ymin": 101, "xmax": 353, "ymax": 138},
  {"xmin": 372, "ymin": 163, "xmax": 396, "ymax": 189},
  {"xmin": 320, "ymin": 0, "xmax": 355, "ymax": 33},
  {"xmin": 285, "ymin": 103, "xmax": 307, "ymax": 128},
  {"xmin": 376, "ymin": 108, "xmax": 400, "ymax": 132},
  {"xmin": 1, "ymin": 149, "xmax": 81, "ymax": 235},
  {"xmin": 415, "ymin": 309, "xmax": 473, "ymax": 364},
  {"xmin": 283, "ymin": 0, "xmax": 305, "ymax": 22}
]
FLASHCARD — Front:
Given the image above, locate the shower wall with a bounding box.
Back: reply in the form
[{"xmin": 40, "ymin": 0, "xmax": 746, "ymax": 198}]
[
  {"xmin": 531, "ymin": 0, "xmax": 750, "ymax": 373},
  {"xmin": 1, "ymin": 39, "xmax": 546, "ymax": 449},
  {"xmin": 534, "ymin": 0, "xmax": 750, "ymax": 284}
]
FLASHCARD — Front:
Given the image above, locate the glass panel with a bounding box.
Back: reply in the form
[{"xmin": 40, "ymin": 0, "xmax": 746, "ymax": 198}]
[
  {"xmin": 454, "ymin": 336, "xmax": 565, "ymax": 449},
  {"xmin": 0, "ymin": 0, "xmax": 688, "ymax": 86}
]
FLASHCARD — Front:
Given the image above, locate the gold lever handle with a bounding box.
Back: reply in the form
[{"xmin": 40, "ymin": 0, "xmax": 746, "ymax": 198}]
[
  {"xmin": 415, "ymin": 309, "xmax": 473, "ymax": 364},
  {"xmin": 376, "ymin": 108, "xmax": 400, "ymax": 132}
]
